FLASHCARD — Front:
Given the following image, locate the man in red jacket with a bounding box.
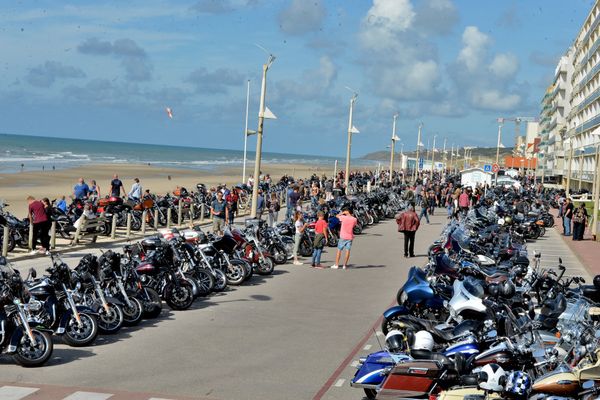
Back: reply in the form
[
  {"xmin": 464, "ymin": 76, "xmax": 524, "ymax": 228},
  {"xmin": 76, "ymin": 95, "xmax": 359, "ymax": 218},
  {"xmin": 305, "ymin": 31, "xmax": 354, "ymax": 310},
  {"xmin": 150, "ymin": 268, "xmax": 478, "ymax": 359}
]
[{"xmin": 396, "ymin": 205, "xmax": 420, "ymax": 258}]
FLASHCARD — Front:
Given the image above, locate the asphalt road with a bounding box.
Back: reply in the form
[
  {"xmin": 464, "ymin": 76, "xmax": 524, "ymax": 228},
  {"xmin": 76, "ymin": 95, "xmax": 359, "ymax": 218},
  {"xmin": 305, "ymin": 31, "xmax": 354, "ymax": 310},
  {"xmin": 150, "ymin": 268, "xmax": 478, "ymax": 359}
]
[
  {"xmin": 0, "ymin": 211, "xmax": 589, "ymax": 400},
  {"xmin": 0, "ymin": 212, "xmax": 445, "ymax": 400}
]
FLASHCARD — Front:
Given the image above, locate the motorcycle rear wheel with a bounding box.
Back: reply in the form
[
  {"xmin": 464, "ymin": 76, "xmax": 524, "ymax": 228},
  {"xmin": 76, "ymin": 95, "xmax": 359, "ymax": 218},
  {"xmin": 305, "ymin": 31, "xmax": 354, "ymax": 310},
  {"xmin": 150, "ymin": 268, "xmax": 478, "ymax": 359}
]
[
  {"xmin": 225, "ymin": 260, "xmax": 246, "ymax": 285},
  {"xmin": 0, "ymin": 232, "xmax": 16, "ymax": 252},
  {"xmin": 211, "ymin": 269, "xmax": 228, "ymax": 292},
  {"xmin": 193, "ymin": 269, "xmax": 215, "ymax": 296},
  {"xmin": 270, "ymin": 244, "xmax": 288, "ymax": 264},
  {"xmin": 299, "ymin": 239, "xmax": 313, "ymax": 257}
]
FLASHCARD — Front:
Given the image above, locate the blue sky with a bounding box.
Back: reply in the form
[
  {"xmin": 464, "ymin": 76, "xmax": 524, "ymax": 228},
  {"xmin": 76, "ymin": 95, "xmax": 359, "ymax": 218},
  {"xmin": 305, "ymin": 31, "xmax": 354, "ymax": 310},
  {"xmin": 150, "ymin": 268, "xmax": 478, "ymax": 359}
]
[{"xmin": 0, "ymin": 0, "xmax": 593, "ymax": 157}]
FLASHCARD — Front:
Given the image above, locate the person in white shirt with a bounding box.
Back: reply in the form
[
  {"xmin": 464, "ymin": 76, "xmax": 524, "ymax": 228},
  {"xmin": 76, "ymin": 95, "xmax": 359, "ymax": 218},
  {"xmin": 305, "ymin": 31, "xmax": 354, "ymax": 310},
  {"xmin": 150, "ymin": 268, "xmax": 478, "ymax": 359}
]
[{"xmin": 128, "ymin": 178, "xmax": 142, "ymax": 201}]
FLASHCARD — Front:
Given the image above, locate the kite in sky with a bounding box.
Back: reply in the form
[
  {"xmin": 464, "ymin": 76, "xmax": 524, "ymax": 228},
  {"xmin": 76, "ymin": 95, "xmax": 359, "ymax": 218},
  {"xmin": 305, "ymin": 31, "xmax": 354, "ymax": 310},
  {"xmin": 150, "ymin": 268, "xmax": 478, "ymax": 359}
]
[{"xmin": 165, "ymin": 107, "xmax": 173, "ymax": 119}]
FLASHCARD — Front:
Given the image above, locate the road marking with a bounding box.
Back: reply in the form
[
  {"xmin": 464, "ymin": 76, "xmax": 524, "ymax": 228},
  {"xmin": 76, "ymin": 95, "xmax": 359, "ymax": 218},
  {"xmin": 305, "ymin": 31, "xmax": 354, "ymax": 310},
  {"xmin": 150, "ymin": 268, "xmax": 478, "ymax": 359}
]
[
  {"xmin": 350, "ymin": 360, "xmax": 359, "ymax": 367},
  {"xmin": 0, "ymin": 386, "xmax": 39, "ymax": 400},
  {"xmin": 376, "ymin": 331, "xmax": 384, "ymax": 336},
  {"xmin": 334, "ymin": 379, "xmax": 345, "ymax": 387},
  {"xmin": 363, "ymin": 344, "xmax": 372, "ymax": 350},
  {"xmin": 63, "ymin": 392, "xmax": 113, "ymax": 400}
]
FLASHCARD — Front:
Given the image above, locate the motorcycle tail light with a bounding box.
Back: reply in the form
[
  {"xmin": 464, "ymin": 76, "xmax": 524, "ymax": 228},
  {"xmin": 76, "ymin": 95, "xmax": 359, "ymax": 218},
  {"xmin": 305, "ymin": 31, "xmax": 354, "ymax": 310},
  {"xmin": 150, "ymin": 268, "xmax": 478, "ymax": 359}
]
[
  {"xmin": 429, "ymin": 396, "xmax": 438, "ymax": 400},
  {"xmin": 555, "ymin": 331, "xmax": 561, "ymax": 338}
]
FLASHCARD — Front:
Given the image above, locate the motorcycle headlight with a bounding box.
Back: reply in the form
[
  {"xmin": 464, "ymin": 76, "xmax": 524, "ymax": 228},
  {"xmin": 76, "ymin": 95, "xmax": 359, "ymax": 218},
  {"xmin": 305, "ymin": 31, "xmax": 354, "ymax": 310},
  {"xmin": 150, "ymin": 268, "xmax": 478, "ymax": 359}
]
[{"xmin": 400, "ymin": 291, "xmax": 408, "ymax": 304}]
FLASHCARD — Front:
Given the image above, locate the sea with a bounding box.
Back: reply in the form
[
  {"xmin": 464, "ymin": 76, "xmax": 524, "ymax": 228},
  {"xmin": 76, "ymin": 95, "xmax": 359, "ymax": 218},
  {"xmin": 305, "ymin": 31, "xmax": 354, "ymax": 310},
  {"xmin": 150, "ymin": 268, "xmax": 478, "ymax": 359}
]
[{"xmin": 0, "ymin": 133, "xmax": 375, "ymax": 174}]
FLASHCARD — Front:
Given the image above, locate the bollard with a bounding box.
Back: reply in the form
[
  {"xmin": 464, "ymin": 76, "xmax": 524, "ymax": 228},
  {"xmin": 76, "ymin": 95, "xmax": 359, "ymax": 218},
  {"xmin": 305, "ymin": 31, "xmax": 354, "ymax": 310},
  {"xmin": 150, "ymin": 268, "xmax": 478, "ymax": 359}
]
[
  {"xmin": 189, "ymin": 203, "xmax": 195, "ymax": 228},
  {"xmin": 28, "ymin": 223, "xmax": 34, "ymax": 251},
  {"xmin": 141, "ymin": 210, "xmax": 147, "ymax": 235},
  {"xmin": 177, "ymin": 202, "xmax": 183, "ymax": 227},
  {"xmin": 154, "ymin": 209, "xmax": 159, "ymax": 230},
  {"xmin": 111, "ymin": 214, "xmax": 117, "ymax": 239},
  {"xmin": 200, "ymin": 203, "xmax": 205, "ymax": 222},
  {"xmin": 50, "ymin": 221, "xmax": 57, "ymax": 250},
  {"xmin": 126, "ymin": 213, "xmax": 132, "ymax": 239},
  {"xmin": 2, "ymin": 226, "xmax": 9, "ymax": 257},
  {"xmin": 167, "ymin": 208, "xmax": 172, "ymax": 228}
]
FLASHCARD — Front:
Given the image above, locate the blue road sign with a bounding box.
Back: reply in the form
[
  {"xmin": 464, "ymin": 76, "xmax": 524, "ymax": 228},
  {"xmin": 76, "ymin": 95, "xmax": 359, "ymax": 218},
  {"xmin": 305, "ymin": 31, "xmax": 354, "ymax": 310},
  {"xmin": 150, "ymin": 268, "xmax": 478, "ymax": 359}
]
[
  {"xmin": 418, "ymin": 158, "xmax": 424, "ymax": 170},
  {"xmin": 483, "ymin": 164, "xmax": 492, "ymax": 172}
]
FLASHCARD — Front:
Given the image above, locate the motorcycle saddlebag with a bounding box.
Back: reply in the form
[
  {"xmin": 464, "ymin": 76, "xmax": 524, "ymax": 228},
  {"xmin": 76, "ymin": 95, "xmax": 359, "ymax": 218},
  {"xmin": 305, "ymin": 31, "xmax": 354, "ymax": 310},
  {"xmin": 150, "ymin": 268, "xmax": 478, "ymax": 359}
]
[
  {"xmin": 98, "ymin": 198, "xmax": 110, "ymax": 207},
  {"xmin": 378, "ymin": 360, "xmax": 440, "ymax": 398}
]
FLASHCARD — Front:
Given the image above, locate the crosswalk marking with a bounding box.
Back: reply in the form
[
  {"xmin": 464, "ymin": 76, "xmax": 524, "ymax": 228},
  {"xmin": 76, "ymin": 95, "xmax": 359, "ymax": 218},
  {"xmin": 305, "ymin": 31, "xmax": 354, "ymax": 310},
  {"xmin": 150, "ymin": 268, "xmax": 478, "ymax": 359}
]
[
  {"xmin": 0, "ymin": 386, "xmax": 39, "ymax": 400},
  {"xmin": 62, "ymin": 392, "xmax": 113, "ymax": 400}
]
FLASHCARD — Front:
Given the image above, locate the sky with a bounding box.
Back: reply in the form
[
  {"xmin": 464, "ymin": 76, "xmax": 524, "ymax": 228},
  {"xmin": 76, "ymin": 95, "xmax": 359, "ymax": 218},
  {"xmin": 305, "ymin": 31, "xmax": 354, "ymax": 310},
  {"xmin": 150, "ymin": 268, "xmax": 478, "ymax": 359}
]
[{"xmin": 0, "ymin": 0, "xmax": 594, "ymax": 158}]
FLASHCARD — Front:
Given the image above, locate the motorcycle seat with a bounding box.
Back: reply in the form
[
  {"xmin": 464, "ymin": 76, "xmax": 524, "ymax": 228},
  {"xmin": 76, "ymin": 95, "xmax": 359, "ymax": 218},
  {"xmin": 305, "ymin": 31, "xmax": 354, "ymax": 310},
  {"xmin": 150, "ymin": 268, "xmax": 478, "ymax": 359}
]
[
  {"xmin": 582, "ymin": 285, "xmax": 600, "ymax": 302},
  {"xmin": 479, "ymin": 266, "xmax": 508, "ymax": 279},
  {"xmin": 410, "ymin": 350, "xmax": 466, "ymax": 374}
]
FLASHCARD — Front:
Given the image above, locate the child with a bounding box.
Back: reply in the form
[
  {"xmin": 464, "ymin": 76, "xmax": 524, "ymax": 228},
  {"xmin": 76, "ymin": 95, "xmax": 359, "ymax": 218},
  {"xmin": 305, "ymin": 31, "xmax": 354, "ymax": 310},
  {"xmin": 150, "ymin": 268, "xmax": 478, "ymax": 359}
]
[{"xmin": 311, "ymin": 211, "xmax": 328, "ymax": 269}]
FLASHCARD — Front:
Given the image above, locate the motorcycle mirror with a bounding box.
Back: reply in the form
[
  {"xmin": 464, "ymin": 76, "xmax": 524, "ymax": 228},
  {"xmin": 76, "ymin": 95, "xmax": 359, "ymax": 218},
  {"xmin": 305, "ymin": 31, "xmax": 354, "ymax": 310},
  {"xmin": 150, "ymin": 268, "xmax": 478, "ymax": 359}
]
[
  {"xmin": 29, "ymin": 268, "xmax": 37, "ymax": 279},
  {"xmin": 559, "ymin": 257, "xmax": 563, "ymax": 265},
  {"xmin": 582, "ymin": 380, "xmax": 595, "ymax": 390},
  {"xmin": 559, "ymin": 264, "xmax": 566, "ymax": 271},
  {"xmin": 581, "ymin": 277, "xmax": 586, "ymax": 284}
]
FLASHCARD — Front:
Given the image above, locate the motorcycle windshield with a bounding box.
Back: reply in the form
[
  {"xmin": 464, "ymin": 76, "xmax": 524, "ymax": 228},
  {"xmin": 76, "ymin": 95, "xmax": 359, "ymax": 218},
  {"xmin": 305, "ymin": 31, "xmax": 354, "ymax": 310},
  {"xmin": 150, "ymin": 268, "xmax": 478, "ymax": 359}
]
[
  {"xmin": 450, "ymin": 228, "xmax": 471, "ymax": 252},
  {"xmin": 463, "ymin": 277, "xmax": 485, "ymax": 299}
]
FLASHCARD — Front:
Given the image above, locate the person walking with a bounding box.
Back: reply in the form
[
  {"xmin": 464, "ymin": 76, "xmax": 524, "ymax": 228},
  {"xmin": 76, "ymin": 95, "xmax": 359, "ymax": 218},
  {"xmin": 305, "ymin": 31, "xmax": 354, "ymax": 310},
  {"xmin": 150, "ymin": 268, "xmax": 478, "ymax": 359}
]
[
  {"xmin": 572, "ymin": 202, "xmax": 588, "ymax": 241},
  {"xmin": 210, "ymin": 191, "xmax": 228, "ymax": 235},
  {"xmin": 458, "ymin": 188, "xmax": 470, "ymax": 217},
  {"xmin": 110, "ymin": 174, "xmax": 126, "ymax": 197},
  {"xmin": 267, "ymin": 192, "xmax": 280, "ymax": 227},
  {"xmin": 287, "ymin": 185, "xmax": 300, "ymax": 221},
  {"xmin": 128, "ymin": 178, "xmax": 142, "ymax": 201},
  {"xmin": 333, "ymin": 207, "xmax": 357, "ymax": 269},
  {"xmin": 419, "ymin": 198, "xmax": 430, "ymax": 224},
  {"xmin": 563, "ymin": 198, "xmax": 574, "ymax": 236},
  {"xmin": 27, "ymin": 196, "xmax": 50, "ymax": 255},
  {"xmin": 292, "ymin": 211, "xmax": 307, "ymax": 265},
  {"xmin": 311, "ymin": 211, "xmax": 328, "ymax": 269},
  {"xmin": 396, "ymin": 205, "xmax": 420, "ymax": 258},
  {"xmin": 256, "ymin": 189, "xmax": 265, "ymax": 220}
]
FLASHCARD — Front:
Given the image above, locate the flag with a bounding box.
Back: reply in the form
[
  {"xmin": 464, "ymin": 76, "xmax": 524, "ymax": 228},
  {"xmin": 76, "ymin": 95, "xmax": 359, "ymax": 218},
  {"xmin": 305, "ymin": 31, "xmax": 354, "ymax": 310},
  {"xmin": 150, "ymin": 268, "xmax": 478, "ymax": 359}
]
[
  {"xmin": 263, "ymin": 106, "xmax": 277, "ymax": 120},
  {"xmin": 499, "ymin": 142, "xmax": 505, "ymax": 148},
  {"xmin": 351, "ymin": 125, "xmax": 360, "ymax": 134},
  {"xmin": 165, "ymin": 107, "xmax": 173, "ymax": 119}
]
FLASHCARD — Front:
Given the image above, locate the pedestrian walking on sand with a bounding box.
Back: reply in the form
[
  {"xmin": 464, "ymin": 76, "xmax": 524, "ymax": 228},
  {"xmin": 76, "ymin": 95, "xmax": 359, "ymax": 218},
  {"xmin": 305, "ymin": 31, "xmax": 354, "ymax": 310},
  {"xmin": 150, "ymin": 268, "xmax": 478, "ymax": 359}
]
[
  {"xmin": 128, "ymin": 178, "xmax": 142, "ymax": 201},
  {"xmin": 110, "ymin": 174, "xmax": 126, "ymax": 197},
  {"xmin": 311, "ymin": 211, "xmax": 328, "ymax": 269},
  {"xmin": 27, "ymin": 196, "xmax": 50, "ymax": 255},
  {"xmin": 396, "ymin": 205, "xmax": 420, "ymax": 258},
  {"xmin": 333, "ymin": 207, "xmax": 357, "ymax": 269},
  {"xmin": 211, "ymin": 191, "xmax": 229, "ymax": 235},
  {"xmin": 292, "ymin": 211, "xmax": 307, "ymax": 265}
]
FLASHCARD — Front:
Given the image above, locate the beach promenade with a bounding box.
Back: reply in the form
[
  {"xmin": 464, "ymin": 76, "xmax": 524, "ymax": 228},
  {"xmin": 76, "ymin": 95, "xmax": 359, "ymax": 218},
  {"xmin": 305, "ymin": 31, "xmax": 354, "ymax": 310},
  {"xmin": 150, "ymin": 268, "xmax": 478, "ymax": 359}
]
[{"xmin": 0, "ymin": 210, "xmax": 593, "ymax": 400}]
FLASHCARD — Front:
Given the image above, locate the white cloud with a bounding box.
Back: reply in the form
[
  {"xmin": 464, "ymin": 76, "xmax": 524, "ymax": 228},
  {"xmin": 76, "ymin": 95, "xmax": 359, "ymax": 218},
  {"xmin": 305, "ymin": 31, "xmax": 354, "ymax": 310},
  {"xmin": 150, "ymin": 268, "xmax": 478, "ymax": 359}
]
[
  {"xmin": 471, "ymin": 90, "xmax": 521, "ymax": 111},
  {"xmin": 274, "ymin": 56, "xmax": 337, "ymax": 102},
  {"xmin": 279, "ymin": 0, "xmax": 326, "ymax": 35},
  {"xmin": 458, "ymin": 26, "xmax": 491, "ymax": 71},
  {"xmin": 360, "ymin": 0, "xmax": 415, "ymax": 51},
  {"xmin": 489, "ymin": 53, "xmax": 519, "ymax": 79},
  {"xmin": 414, "ymin": 0, "xmax": 459, "ymax": 35}
]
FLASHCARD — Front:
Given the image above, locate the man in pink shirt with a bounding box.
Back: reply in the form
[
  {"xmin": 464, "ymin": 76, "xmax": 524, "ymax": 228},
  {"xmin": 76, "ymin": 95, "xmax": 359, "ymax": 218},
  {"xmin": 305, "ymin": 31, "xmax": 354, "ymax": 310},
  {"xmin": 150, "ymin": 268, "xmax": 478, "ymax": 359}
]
[
  {"xmin": 333, "ymin": 207, "xmax": 357, "ymax": 269},
  {"xmin": 458, "ymin": 188, "xmax": 470, "ymax": 217}
]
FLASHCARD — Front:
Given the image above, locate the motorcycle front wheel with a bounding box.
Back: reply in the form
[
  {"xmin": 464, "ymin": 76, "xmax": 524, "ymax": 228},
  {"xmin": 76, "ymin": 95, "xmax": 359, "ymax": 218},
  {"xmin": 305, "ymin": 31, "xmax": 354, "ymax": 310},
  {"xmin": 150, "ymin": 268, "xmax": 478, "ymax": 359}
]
[
  {"xmin": 164, "ymin": 281, "xmax": 195, "ymax": 310},
  {"xmin": 13, "ymin": 330, "xmax": 53, "ymax": 367},
  {"xmin": 211, "ymin": 269, "xmax": 228, "ymax": 292},
  {"xmin": 139, "ymin": 286, "xmax": 162, "ymax": 318},
  {"xmin": 225, "ymin": 260, "xmax": 246, "ymax": 286},
  {"xmin": 122, "ymin": 297, "xmax": 144, "ymax": 326},
  {"xmin": 97, "ymin": 303, "xmax": 124, "ymax": 334},
  {"xmin": 256, "ymin": 257, "xmax": 274, "ymax": 275},
  {"xmin": 270, "ymin": 244, "xmax": 288, "ymax": 265},
  {"xmin": 192, "ymin": 269, "xmax": 215, "ymax": 297},
  {"xmin": 63, "ymin": 312, "xmax": 98, "ymax": 347}
]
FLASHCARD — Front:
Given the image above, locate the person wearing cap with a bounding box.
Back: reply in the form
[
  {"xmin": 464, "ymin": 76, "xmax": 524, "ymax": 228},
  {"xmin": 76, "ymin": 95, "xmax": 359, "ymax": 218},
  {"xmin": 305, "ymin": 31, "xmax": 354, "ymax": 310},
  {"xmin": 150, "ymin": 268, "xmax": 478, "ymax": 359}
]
[{"xmin": 332, "ymin": 207, "xmax": 357, "ymax": 269}]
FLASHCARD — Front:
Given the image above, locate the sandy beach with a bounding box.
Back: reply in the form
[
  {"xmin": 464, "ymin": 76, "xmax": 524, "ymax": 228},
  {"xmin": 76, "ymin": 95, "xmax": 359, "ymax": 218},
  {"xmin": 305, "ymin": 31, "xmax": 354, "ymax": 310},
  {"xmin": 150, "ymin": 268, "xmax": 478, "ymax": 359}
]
[{"xmin": 0, "ymin": 162, "xmax": 344, "ymax": 216}]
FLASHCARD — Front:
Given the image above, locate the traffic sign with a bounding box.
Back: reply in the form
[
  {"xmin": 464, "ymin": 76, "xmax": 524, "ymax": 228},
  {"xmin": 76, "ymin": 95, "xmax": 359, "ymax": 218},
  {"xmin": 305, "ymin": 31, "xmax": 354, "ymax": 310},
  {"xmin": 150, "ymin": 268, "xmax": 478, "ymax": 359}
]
[
  {"xmin": 483, "ymin": 164, "xmax": 492, "ymax": 172},
  {"xmin": 492, "ymin": 163, "xmax": 500, "ymax": 173},
  {"xmin": 418, "ymin": 158, "xmax": 424, "ymax": 171}
]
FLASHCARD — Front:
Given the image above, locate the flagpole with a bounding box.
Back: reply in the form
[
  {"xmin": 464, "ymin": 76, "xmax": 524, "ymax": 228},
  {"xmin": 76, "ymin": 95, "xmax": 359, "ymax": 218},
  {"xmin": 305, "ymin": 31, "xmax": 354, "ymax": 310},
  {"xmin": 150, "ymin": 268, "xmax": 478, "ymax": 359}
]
[{"xmin": 242, "ymin": 79, "xmax": 250, "ymax": 183}]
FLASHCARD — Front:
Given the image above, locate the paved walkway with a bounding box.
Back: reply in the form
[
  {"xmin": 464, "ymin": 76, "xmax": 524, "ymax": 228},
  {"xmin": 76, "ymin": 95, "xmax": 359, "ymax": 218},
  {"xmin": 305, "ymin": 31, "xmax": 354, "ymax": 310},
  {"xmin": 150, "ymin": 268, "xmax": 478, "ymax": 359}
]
[{"xmin": 552, "ymin": 211, "xmax": 600, "ymax": 278}]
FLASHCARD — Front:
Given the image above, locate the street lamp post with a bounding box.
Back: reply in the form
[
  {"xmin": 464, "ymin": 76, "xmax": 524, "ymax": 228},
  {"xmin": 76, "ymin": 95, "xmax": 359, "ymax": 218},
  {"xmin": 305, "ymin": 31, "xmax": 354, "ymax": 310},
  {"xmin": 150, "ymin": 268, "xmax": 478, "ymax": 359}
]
[
  {"xmin": 344, "ymin": 91, "xmax": 358, "ymax": 190},
  {"xmin": 389, "ymin": 113, "xmax": 399, "ymax": 182},
  {"xmin": 430, "ymin": 135, "xmax": 437, "ymax": 176},
  {"xmin": 242, "ymin": 80, "xmax": 254, "ymax": 183},
  {"xmin": 414, "ymin": 123, "xmax": 422, "ymax": 182},
  {"xmin": 250, "ymin": 54, "xmax": 275, "ymax": 219}
]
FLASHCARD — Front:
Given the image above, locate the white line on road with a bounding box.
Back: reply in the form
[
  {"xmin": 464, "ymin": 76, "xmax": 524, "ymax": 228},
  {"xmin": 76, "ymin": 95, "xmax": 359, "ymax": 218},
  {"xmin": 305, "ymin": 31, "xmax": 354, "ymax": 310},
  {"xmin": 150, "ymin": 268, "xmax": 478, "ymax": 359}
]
[
  {"xmin": 376, "ymin": 331, "xmax": 384, "ymax": 336},
  {"xmin": 0, "ymin": 386, "xmax": 39, "ymax": 400},
  {"xmin": 363, "ymin": 344, "xmax": 372, "ymax": 351},
  {"xmin": 334, "ymin": 379, "xmax": 346, "ymax": 387},
  {"xmin": 63, "ymin": 392, "xmax": 114, "ymax": 400},
  {"xmin": 351, "ymin": 360, "xmax": 359, "ymax": 367}
]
